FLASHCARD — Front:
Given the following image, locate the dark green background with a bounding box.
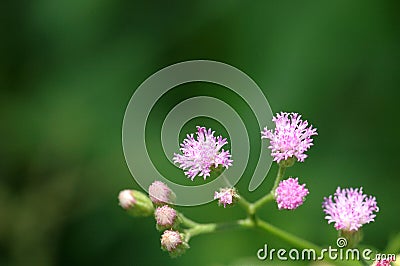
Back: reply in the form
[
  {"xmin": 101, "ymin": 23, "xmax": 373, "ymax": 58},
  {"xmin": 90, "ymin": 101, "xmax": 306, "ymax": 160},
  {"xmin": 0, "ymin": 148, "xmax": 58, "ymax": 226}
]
[{"xmin": 1, "ymin": 1, "xmax": 399, "ymax": 265}]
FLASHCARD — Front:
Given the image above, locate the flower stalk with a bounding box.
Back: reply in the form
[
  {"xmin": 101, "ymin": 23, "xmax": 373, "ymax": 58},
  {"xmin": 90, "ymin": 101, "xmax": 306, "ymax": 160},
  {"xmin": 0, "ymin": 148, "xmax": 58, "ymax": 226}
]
[{"xmin": 252, "ymin": 164, "xmax": 286, "ymax": 211}]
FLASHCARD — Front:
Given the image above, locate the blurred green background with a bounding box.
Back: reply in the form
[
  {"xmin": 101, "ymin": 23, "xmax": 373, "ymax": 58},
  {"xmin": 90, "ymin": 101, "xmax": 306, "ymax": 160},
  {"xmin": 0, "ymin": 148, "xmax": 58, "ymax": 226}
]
[{"xmin": 1, "ymin": 1, "xmax": 400, "ymax": 265}]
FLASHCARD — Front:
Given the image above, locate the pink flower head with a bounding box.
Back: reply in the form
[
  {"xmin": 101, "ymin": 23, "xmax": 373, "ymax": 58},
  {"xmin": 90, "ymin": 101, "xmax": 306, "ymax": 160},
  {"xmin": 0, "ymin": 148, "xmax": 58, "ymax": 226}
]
[
  {"xmin": 262, "ymin": 112, "xmax": 317, "ymax": 163},
  {"xmin": 118, "ymin": 190, "xmax": 136, "ymax": 209},
  {"xmin": 214, "ymin": 188, "xmax": 238, "ymax": 208},
  {"xmin": 375, "ymin": 258, "xmax": 395, "ymax": 266},
  {"xmin": 322, "ymin": 187, "xmax": 379, "ymax": 232},
  {"xmin": 161, "ymin": 230, "xmax": 183, "ymax": 252},
  {"xmin": 155, "ymin": 205, "xmax": 177, "ymax": 227},
  {"xmin": 173, "ymin": 126, "xmax": 233, "ymax": 180},
  {"xmin": 148, "ymin": 181, "xmax": 174, "ymax": 205},
  {"xmin": 275, "ymin": 177, "xmax": 309, "ymax": 210}
]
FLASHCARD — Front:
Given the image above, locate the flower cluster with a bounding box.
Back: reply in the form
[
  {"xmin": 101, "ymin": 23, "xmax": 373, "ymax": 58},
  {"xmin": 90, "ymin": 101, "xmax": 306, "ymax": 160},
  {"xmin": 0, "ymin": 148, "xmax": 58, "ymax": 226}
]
[
  {"xmin": 322, "ymin": 187, "xmax": 379, "ymax": 232},
  {"xmin": 173, "ymin": 126, "xmax": 233, "ymax": 180},
  {"xmin": 118, "ymin": 181, "xmax": 188, "ymax": 257},
  {"xmin": 119, "ymin": 112, "xmax": 388, "ymax": 260},
  {"xmin": 150, "ymin": 182, "xmax": 188, "ymax": 257},
  {"xmin": 262, "ymin": 112, "xmax": 317, "ymax": 163},
  {"xmin": 275, "ymin": 177, "xmax": 309, "ymax": 210}
]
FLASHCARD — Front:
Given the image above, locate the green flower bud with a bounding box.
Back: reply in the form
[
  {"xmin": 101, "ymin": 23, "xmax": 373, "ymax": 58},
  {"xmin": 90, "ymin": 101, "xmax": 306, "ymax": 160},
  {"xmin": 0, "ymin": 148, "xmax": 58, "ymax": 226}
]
[{"xmin": 118, "ymin": 189, "xmax": 154, "ymax": 217}]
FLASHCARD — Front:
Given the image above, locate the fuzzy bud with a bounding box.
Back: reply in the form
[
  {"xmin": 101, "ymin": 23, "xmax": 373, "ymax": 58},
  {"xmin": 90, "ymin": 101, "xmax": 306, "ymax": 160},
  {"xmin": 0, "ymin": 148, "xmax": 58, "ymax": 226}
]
[
  {"xmin": 155, "ymin": 206, "xmax": 179, "ymax": 230},
  {"xmin": 118, "ymin": 189, "xmax": 154, "ymax": 217},
  {"xmin": 160, "ymin": 230, "xmax": 189, "ymax": 257},
  {"xmin": 149, "ymin": 181, "xmax": 175, "ymax": 205}
]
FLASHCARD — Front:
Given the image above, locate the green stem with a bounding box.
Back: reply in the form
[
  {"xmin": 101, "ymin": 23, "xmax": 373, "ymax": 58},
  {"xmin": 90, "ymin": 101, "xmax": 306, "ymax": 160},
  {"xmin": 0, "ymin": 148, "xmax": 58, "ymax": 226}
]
[
  {"xmin": 252, "ymin": 193, "xmax": 274, "ymax": 211},
  {"xmin": 181, "ymin": 215, "xmax": 318, "ymax": 251},
  {"xmin": 238, "ymin": 217, "xmax": 320, "ymax": 250},
  {"xmin": 272, "ymin": 165, "xmax": 286, "ymax": 192},
  {"xmin": 184, "ymin": 220, "xmax": 242, "ymax": 242},
  {"xmin": 182, "ymin": 216, "xmax": 360, "ymax": 265},
  {"xmin": 255, "ymin": 217, "xmax": 320, "ymax": 251},
  {"xmin": 184, "ymin": 223, "xmax": 217, "ymax": 242},
  {"xmin": 179, "ymin": 213, "xmax": 200, "ymax": 228},
  {"xmin": 252, "ymin": 165, "xmax": 286, "ymax": 211},
  {"xmin": 238, "ymin": 196, "xmax": 254, "ymax": 215}
]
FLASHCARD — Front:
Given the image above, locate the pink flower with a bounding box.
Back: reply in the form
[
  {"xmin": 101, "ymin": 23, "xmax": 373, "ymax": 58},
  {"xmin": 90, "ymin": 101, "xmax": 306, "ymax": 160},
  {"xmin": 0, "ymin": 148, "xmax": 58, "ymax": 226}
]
[
  {"xmin": 275, "ymin": 177, "xmax": 309, "ymax": 210},
  {"xmin": 173, "ymin": 126, "xmax": 233, "ymax": 180},
  {"xmin": 322, "ymin": 187, "xmax": 379, "ymax": 231},
  {"xmin": 118, "ymin": 190, "xmax": 136, "ymax": 209},
  {"xmin": 375, "ymin": 258, "xmax": 394, "ymax": 266},
  {"xmin": 214, "ymin": 188, "xmax": 238, "ymax": 208},
  {"xmin": 148, "ymin": 181, "xmax": 174, "ymax": 205},
  {"xmin": 155, "ymin": 206, "xmax": 177, "ymax": 227},
  {"xmin": 262, "ymin": 112, "xmax": 317, "ymax": 163}
]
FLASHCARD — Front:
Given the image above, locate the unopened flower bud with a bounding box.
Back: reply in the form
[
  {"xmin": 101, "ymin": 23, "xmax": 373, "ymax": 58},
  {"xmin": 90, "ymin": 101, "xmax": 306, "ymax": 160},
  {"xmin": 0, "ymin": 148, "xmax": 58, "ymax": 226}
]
[
  {"xmin": 160, "ymin": 230, "xmax": 189, "ymax": 257},
  {"xmin": 149, "ymin": 181, "xmax": 175, "ymax": 205},
  {"xmin": 214, "ymin": 187, "xmax": 239, "ymax": 208},
  {"xmin": 118, "ymin": 189, "xmax": 154, "ymax": 217},
  {"xmin": 118, "ymin": 189, "xmax": 136, "ymax": 209},
  {"xmin": 155, "ymin": 206, "xmax": 179, "ymax": 230}
]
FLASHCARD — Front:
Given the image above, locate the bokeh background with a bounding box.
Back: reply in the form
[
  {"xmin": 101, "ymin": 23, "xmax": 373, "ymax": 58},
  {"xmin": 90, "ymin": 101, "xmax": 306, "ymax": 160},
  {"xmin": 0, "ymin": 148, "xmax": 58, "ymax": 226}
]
[{"xmin": 1, "ymin": 1, "xmax": 400, "ymax": 265}]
